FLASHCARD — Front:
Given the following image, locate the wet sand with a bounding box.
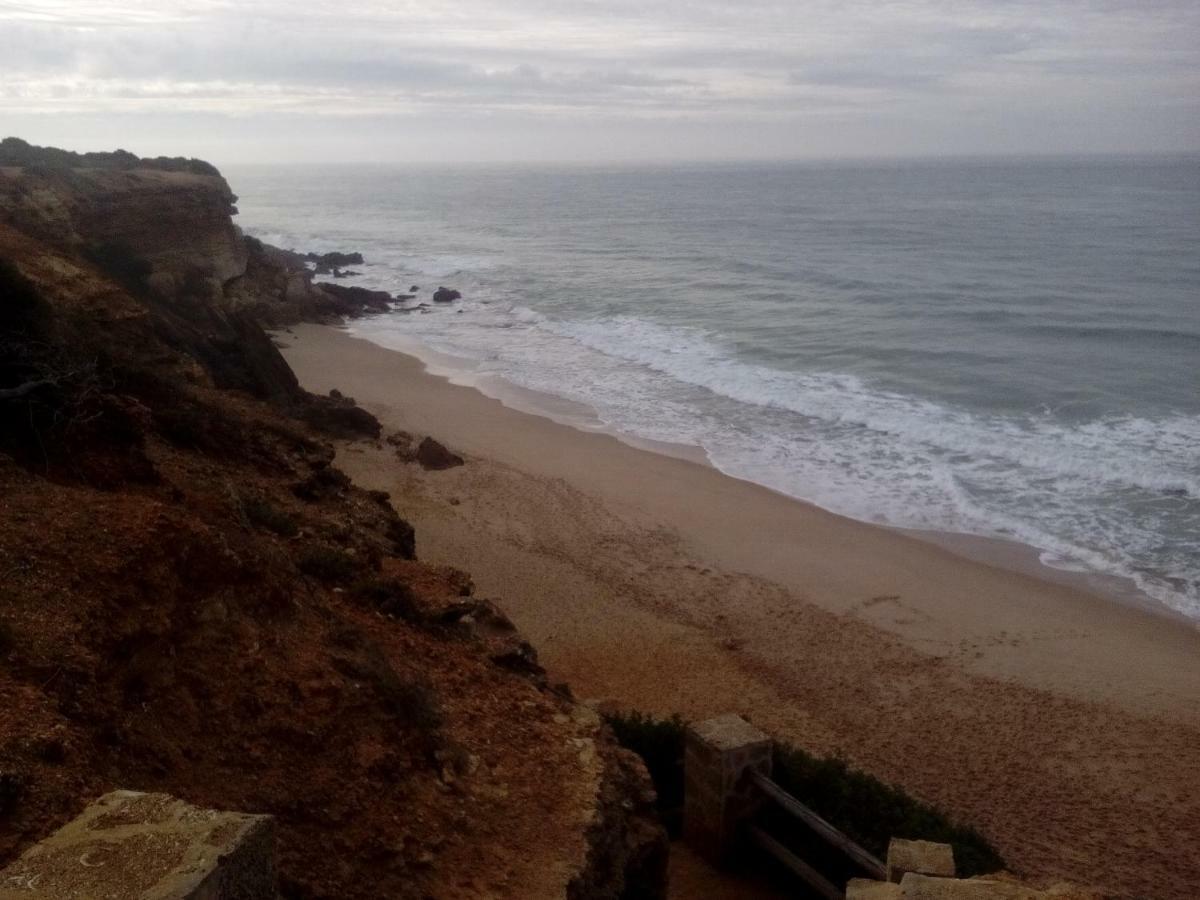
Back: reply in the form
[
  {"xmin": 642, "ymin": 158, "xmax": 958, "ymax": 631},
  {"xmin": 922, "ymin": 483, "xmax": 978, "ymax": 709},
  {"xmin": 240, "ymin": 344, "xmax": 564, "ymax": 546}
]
[{"xmin": 281, "ymin": 322, "xmax": 1200, "ymax": 899}]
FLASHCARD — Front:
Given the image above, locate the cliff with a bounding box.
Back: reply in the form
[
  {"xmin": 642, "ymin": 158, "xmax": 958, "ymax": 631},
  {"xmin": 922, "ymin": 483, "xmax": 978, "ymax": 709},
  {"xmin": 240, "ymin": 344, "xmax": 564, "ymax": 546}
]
[{"xmin": 0, "ymin": 143, "xmax": 667, "ymax": 899}]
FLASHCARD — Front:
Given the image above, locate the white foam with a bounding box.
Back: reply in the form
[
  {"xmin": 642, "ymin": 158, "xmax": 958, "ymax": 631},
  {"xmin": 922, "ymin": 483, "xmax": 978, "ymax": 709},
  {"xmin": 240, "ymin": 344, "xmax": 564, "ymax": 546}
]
[
  {"xmin": 361, "ymin": 304, "xmax": 1200, "ymax": 618},
  {"xmin": 235, "ymin": 202, "xmax": 1200, "ymax": 621}
]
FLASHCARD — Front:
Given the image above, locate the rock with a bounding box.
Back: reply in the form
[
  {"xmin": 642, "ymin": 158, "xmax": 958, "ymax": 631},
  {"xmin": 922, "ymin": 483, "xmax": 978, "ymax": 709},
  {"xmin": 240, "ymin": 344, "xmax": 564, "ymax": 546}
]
[
  {"xmin": 0, "ymin": 789, "xmax": 276, "ymax": 899},
  {"xmin": 304, "ymin": 250, "xmax": 364, "ymax": 268},
  {"xmin": 316, "ymin": 283, "xmax": 393, "ymax": 317},
  {"xmin": 888, "ymin": 838, "xmax": 956, "ymax": 882},
  {"xmin": 0, "ymin": 160, "xmax": 247, "ymax": 285},
  {"xmin": 409, "ymin": 284, "xmax": 420, "ymax": 292},
  {"xmin": 385, "ymin": 430, "xmax": 414, "ymax": 447},
  {"xmin": 416, "ymin": 437, "xmax": 464, "ymax": 470},
  {"xmin": 432, "ymin": 286, "xmax": 461, "ymax": 303},
  {"xmin": 301, "ymin": 392, "xmax": 382, "ymax": 440}
]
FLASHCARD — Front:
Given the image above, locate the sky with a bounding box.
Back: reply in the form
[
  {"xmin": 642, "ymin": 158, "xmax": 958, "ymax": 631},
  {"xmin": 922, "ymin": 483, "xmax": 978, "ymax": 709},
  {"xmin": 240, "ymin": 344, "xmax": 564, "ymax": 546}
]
[{"xmin": 1, "ymin": 0, "xmax": 1198, "ymax": 165}]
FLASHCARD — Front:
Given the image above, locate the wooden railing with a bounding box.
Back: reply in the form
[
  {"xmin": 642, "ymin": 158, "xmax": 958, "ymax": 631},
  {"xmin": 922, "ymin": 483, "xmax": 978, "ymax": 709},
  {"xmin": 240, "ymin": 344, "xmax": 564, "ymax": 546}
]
[{"xmin": 745, "ymin": 768, "xmax": 886, "ymax": 899}]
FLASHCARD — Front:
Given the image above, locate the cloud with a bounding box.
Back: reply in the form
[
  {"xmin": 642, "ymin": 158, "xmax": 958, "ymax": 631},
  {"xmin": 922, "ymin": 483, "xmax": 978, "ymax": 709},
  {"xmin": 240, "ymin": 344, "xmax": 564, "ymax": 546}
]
[{"xmin": 1, "ymin": 0, "xmax": 1197, "ymax": 160}]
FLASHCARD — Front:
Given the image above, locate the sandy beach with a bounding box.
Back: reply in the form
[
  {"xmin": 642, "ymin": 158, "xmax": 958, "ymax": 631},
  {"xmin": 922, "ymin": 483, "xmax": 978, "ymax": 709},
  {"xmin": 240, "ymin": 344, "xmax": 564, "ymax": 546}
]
[{"xmin": 281, "ymin": 322, "xmax": 1200, "ymax": 899}]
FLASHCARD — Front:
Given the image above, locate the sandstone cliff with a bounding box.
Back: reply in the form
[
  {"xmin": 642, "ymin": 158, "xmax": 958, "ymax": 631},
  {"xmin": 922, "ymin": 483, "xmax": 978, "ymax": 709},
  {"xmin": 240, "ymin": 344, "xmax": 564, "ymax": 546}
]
[{"xmin": 0, "ymin": 143, "xmax": 667, "ymax": 899}]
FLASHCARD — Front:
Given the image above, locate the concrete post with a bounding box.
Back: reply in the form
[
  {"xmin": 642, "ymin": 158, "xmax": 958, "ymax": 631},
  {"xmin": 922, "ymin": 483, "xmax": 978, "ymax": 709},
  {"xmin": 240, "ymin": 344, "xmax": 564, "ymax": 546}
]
[{"xmin": 682, "ymin": 713, "xmax": 773, "ymax": 865}]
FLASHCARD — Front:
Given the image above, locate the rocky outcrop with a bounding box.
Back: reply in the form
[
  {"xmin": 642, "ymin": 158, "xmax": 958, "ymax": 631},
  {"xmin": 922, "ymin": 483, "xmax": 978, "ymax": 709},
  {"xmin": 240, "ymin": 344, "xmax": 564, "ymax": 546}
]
[
  {"xmin": 0, "ymin": 146, "xmax": 401, "ymax": 330},
  {"xmin": 305, "ymin": 250, "xmax": 363, "ymax": 275},
  {"xmin": 570, "ymin": 740, "xmax": 670, "ymax": 900},
  {"xmin": 416, "ymin": 436, "xmax": 465, "ymax": 470},
  {"xmin": 433, "ymin": 286, "xmax": 462, "ymax": 303},
  {"xmin": 302, "ymin": 389, "xmax": 383, "ymax": 440},
  {"xmin": 0, "ymin": 141, "xmax": 669, "ymax": 900},
  {"xmin": 0, "ymin": 160, "xmax": 247, "ymax": 288},
  {"xmin": 317, "ymin": 282, "xmax": 396, "ymax": 317}
]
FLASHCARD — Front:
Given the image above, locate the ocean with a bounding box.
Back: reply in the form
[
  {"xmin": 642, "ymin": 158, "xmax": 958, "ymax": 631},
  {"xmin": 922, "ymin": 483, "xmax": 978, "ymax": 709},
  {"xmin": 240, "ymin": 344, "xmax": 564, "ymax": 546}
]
[{"xmin": 227, "ymin": 157, "xmax": 1200, "ymax": 621}]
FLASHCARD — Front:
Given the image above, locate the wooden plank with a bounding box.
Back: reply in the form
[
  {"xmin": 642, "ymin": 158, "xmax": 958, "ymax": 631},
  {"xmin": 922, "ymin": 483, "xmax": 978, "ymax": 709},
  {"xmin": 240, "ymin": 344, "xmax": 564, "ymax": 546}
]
[
  {"xmin": 748, "ymin": 824, "xmax": 844, "ymax": 900},
  {"xmin": 749, "ymin": 769, "xmax": 887, "ymax": 880}
]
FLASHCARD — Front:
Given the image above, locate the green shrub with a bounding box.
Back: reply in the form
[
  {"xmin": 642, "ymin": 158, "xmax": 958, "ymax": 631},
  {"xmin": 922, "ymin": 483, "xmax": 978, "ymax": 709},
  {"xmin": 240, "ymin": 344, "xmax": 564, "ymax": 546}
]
[
  {"xmin": 242, "ymin": 496, "xmax": 299, "ymax": 537},
  {"xmin": 602, "ymin": 710, "xmax": 687, "ymax": 835},
  {"xmin": 296, "ymin": 546, "xmax": 360, "ymax": 584},
  {"xmin": 0, "ymin": 771, "xmax": 23, "ymax": 817},
  {"xmin": 602, "ymin": 710, "xmax": 1005, "ymax": 877},
  {"xmin": 0, "ymin": 257, "xmax": 49, "ymax": 337},
  {"xmin": 772, "ymin": 744, "xmax": 1005, "ymax": 877}
]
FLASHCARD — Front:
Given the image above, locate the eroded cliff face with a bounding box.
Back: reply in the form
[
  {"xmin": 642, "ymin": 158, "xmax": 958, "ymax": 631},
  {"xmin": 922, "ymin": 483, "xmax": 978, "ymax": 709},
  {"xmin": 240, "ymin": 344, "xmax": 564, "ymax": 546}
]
[
  {"xmin": 0, "ymin": 147, "xmax": 667, "ymax": 899},
  {"xmin": 0, "ymin": 165, "xmax": 247, "ymax": 286}
]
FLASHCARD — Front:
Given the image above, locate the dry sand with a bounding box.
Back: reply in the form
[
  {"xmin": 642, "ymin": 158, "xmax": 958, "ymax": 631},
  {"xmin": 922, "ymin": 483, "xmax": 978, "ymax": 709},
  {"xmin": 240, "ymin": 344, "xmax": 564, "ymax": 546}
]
[{"xmin": 281, "ymin": 322, "xmax": 1200, "ymax": 900}]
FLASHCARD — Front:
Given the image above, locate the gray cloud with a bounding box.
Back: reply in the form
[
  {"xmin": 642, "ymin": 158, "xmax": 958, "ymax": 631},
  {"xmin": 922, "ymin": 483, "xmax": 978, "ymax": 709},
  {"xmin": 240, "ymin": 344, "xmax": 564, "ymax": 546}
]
[{"xmin": 1, "ymin": 0, "xmax": 1197, "ymax": 161}]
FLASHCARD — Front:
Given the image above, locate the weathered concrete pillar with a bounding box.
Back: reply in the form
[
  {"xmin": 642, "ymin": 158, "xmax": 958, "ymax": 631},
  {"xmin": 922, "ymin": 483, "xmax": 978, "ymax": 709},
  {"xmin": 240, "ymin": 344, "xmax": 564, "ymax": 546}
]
[
  {"xmin": 0, "ymin": 790, "xmax": 276, "ymax": 899},
  {"xmin": 682, "ymin": 713, "xmax": 772, "ymax": 865},
  {"xmin": 886, "ymin": 837, "xmax": 956, "ymax": 883}
]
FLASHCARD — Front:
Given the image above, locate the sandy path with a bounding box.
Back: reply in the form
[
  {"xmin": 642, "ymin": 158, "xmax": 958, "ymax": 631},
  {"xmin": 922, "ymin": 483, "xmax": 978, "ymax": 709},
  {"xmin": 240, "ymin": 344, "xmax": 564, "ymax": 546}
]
[{"xmin": 282, "ymin": 323, "xmax": 1200, "ymax": 899}]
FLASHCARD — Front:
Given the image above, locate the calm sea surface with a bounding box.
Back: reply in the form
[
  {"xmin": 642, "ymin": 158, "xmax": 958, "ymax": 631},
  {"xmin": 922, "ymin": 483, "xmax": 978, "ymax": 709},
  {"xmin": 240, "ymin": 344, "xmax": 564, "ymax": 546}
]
[{"xmin": 228, "ymin": 157, "xmax": 1200, "ymax": 619}]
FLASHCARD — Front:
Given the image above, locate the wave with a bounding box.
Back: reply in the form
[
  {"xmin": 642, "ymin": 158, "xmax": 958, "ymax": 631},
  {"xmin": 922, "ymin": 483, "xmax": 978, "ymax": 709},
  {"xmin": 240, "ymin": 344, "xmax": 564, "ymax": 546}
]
[
  {"xmin": 546, "ymin": 315, "xmax": 1200, "ymax": 499},
  {"xmin": 366, "ymin": 302, "xmax": 1200, "ymax": 618}
]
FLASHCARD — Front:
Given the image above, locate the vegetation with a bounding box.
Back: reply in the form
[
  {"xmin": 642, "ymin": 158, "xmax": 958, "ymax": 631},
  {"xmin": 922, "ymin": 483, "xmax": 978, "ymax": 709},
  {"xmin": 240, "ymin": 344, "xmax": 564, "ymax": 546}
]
[
  {"xmin": 0, "ymin": 257, "xmax": 119, "ymax": 475},
  {"xmin": 297, "ymin": 546, "xmax": 361, "ymax": 584},
  {"xmin": 350, "ymin": 577, "xmax": 422, "ymax": 623},
  {"xmin": 603, "ymin": 710, "xmax": 1005, "ymax": 878},
  {"xmin": 603, "ymin": 711, "xmax": 687, "ymax": 835},
  {"xmin": 0, "ymin": 137, "xmax": 220, "ymax": 176},
  {"xmin": 0, "ymin": 771, "xmax": 23, "ymax": 818},
  {"xmin": 772, "ymin": 744, "xmax": 1005, "ymax": 877},
  {"xmin": 242, "ymin": 495, "xmax": 300, "ymax": 538}
]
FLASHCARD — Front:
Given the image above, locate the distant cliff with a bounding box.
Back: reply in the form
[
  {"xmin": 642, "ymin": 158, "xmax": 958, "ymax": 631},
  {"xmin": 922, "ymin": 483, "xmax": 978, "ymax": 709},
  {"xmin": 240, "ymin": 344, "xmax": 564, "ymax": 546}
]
[{"xmin": 0, "ymin": 142, "xmax": 667, "ymax": 899}]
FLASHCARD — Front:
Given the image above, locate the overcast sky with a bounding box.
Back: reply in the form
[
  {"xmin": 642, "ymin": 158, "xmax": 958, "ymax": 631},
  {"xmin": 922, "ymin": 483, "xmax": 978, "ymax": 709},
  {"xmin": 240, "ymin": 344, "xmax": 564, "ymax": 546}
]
[{"xmin": 2, "ymin": 0, "xmax": 1198, "ymax": 165}]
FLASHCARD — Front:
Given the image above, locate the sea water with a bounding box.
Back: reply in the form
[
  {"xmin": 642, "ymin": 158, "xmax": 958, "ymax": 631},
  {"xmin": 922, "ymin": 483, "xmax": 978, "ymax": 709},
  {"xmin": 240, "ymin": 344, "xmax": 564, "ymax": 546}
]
[{"xmin": 227, "ymin": 157, "xmax": 1200, "ymax": 620}]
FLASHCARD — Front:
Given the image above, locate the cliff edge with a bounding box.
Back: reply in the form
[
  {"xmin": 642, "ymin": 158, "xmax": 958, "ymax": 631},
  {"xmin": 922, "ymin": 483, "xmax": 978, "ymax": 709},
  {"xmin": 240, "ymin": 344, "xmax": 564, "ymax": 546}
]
[{"xmin": 0, "ymin": 140, "xmax": 668, "ymax": 899}]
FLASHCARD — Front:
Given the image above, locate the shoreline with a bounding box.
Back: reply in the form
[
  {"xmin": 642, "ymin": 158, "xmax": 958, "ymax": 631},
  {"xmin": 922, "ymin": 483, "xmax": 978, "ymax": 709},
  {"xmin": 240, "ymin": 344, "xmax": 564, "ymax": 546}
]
[
  {"xmin": 349, "ymin": 323, "xmax": 1190, "ymax": 629},
  {"xmin": 279, "ymin": 321, "xmax": 1200, "ymax": 898}
]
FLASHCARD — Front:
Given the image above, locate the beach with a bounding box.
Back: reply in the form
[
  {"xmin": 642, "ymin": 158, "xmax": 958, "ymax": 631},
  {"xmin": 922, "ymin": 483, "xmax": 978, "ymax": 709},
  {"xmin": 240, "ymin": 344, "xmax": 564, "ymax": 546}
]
[{"xmin": 281, "ymin": 322, "xmax": 1200, "ymax": 899}]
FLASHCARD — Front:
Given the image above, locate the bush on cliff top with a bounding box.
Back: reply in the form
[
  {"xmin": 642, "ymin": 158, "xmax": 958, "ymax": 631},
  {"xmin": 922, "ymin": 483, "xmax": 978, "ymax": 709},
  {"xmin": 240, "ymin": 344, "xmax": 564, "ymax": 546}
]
[
  {"xmin": 603, "ymin": 710, "xmax": 1005, "ymax": 878},
  {"xmin": 0, "ymin": 137, "xmax": 220, "ymax": 177}
]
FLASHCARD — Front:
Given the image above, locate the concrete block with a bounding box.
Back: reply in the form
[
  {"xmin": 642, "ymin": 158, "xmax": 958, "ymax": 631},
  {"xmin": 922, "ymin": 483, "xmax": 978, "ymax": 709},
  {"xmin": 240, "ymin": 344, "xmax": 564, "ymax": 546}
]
[
  {"xmin": 848, "ymin": 877, "xmax": 903, "ymax": 899},
  {"xmin": 682, "ymin": 714, "xmax": 772, "ymax": 865},
  {"xmin": 0, "ymin": 790, "xmax": 275, "ymax": 899},
  {"xmin": 888, "ymin": 838, "xmax": 956, "ymax": 882}
]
